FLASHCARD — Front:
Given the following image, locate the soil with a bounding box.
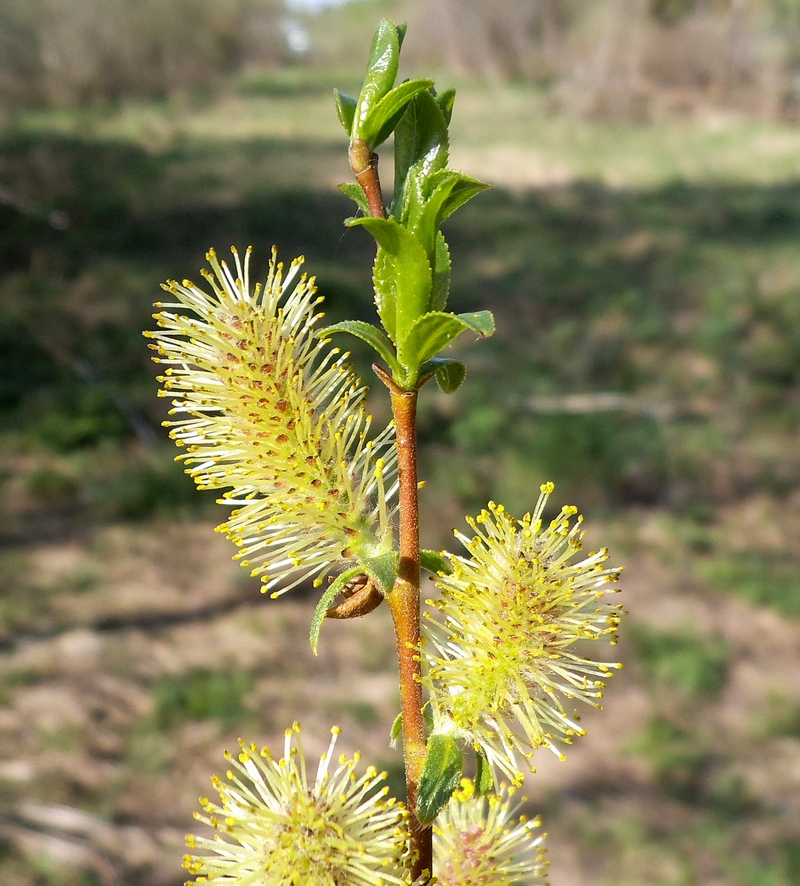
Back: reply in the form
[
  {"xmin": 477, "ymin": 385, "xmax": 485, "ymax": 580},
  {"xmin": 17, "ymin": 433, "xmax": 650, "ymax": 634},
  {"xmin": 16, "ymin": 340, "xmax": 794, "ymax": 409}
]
[{"xmin": 1, "ymin": 502, "xmax": 799, "ymax": 886}]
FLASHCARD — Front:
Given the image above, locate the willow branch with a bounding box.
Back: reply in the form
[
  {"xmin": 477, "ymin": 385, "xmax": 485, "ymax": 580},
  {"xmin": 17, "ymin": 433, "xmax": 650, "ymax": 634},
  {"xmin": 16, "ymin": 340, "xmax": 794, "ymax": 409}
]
[
  {"xmin": 349, "ymin": 138, "xmax": 387, "ymax": 218},
  {"xmin": 387, "ymin": 388, "xmax": 431, "ymax": 878}
]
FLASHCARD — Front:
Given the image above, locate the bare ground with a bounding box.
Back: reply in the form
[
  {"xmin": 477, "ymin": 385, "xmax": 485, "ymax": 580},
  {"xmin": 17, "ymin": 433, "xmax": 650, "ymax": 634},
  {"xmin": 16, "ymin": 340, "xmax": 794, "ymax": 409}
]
[{"xmin": 1, "ymin": 497, "xmax": 799, "ymax": 885}]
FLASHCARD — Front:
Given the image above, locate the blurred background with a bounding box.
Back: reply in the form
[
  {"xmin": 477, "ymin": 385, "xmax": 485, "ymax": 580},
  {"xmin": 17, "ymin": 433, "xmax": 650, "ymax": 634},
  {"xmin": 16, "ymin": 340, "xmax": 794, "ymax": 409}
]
[{"xmin": 1, "ymin": 0, "xmax": 800, "ymax": 884}]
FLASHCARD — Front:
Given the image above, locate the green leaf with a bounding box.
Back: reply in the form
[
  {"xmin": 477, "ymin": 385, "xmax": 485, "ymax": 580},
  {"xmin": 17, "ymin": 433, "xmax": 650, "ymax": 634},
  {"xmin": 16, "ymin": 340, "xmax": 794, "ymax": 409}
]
[
  {"xmin": 407, "ymin": 175, "xmax": 453, "ymax": 259},
  {"xmin": 382, "ymin": 231, "xmax": 432, "ymax": 346},
  {"xmin": 399, "ymin": 310, "xmax": 494, "ymax": 370},
  {"xmin": 350, "ymin": 215, "xmax": 406, "ymax": 257},
  {"xmin": 420, "ymin": 549, "xmax": 453, "ymax": 575},
  {"xmin": 361, "ymin": 78, "xmax": 434, "ymax": 151},
  {"xmin": 430, "ymin": 232, "xmax": 451, "ymax": 312},
  {"xmin": 426, "ymin": 169, "xmax": 491, "ymax": 223},
  {"xmin": 390, "ymin": 712, "xmax": 403, "ymax": 744},
  {"xmin": 393, "ymin": 90, "xmax": 449, "ymax": 209},
  {"xmin": 334, "ymin": 89, "xmax": 357, "ymax": 135},
  {"xmin": 391, "ymin": 159, "xmax": 426, "ymax": 228},
  {"xmin": 418, "ymin": 357, "xmax": 468, "ymax": 394},
  {"xmin": 321, "ymin": 320, "xmax": 398, "ymax": 375},
  {"xmin": 418, "ymin": 356, "xmax": 459, "ymax": 386},
  {"xmin": 309, "ymin": 566, "xmax": 363, "ymax": 655},
  {"xmin": 371, "ymin": 249, "xmax": 396, "ymax": 341},
  {"xmin": 474, "ymin": 748, "xmax": 495, "ymax": 796},
  {"xmin": 399, "ymin": 312, "xmax": 468, "ymax": 368},
  {"xmin": 436, "ymin": 360, "xmax": 466, "ymax": 393},
  {"xmin": 405, "ymin": 171, "xmax": 491, "ymax": 266},
  {"xmin": 361, "ymin": 551, "xmax": 399, "ymax": 595},
  {"xmin": 350, "ymin": 216, "xmax": 432, "ymax": 345},
  {"xmin": 338, "ymin": 182, "xmax": 370, "ymax": 215},
  {"xmin": 436, "ymin": 360, "xmax": 467, "ymax": 394},
  {"xmin": 353, "ymin": 19, "xmax": 402, "ymax": 144},
  {"xmin": 455, "ymin": 310, "xmax": 495, "ymax": 337},
  {"xmin": 417, "ymin": 734, "xmax": 464, "ymax": 824},
  {"xmin": 436, "ymin": 87, "xmax": 456, "ymax": 125},
  {"xmin": 393, "ymin": 174, "xmax": 487, "ymax": 299}
]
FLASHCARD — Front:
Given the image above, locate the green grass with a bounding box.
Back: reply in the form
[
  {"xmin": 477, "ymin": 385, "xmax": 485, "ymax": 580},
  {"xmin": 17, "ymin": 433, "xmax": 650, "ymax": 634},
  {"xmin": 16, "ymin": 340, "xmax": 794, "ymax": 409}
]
[
  {"xmin": 153, "ymin": 668, "xmax": 254, "ymax": 730},
  {"xmin": 571, "ymin": 797, "xmax": 798, "ymax": 886},
  {"xmin": 336, "ymin": 700, "xmax": 381, "ymax": 727},
  {"xmin": 627, "ymin": 717, "xmax": 713, "ymax": 803},
  {"xmin": 696, "ymin": 550, "xmax": 800, "ymax": 619},
  {"xmin": 25, "ymin": 72, "xmax": 800, "ymax": 189},
  {"xmin": 0, "ymin": 551, "xmax": 60, "ymax": 638},
  {"xmin": 643, "ymin": 511, "xmax": 800, "ymax": 620},
  {"xmin": 748, "ymin": 690, "xmax": 800, "ymax": 740},
  {"xmin": 628, "ymin": 622, "xmax": 730, "ymax": 695},
  {"xmin": 447, "ymin": 83, "xmax": 800, "ymax": 188},
  {"xmin": 594, "ymin": 816, "xmax": 696, "ymax": 886},
  {"xmin": 3, "ymin": 65, "xmax": 800, "ymax": 886},
  {"xmin": 4, "ymin": 86, "xmax": 800, "ymax": 521},
  {"xmin": 627, "ymin": 716, "xmax": 757, "ymax": 815}
]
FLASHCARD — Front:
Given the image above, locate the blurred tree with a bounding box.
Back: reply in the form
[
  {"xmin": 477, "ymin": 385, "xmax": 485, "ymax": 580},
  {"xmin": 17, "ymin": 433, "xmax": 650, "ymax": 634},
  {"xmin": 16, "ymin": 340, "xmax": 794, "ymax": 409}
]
[
  {"xmin": 4, "ymin": 0, "xmax": 800, "ymax": 118},
  {"xmin": 0, "ymin": 0, "xmax": 285, "ymax": 109},
  {"xmin": 414, "ymin": 0, "xmax": 575, "ymax": 85},
  {"xmin": 650, "ymin": 0, "xmax": 698, "ymax": 26},
  {"xmin": 405, "ymin": 0, "xmax": 800, "ymax": 121}
]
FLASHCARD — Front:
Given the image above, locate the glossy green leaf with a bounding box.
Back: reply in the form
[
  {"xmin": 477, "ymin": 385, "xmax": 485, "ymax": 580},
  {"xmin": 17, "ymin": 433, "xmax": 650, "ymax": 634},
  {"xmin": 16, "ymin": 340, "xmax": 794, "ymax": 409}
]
[
  {"xmin": 436, "ymin": 360, "xmax": 466, "ymax": 393},
  {"xmin": 406, "ymin": 176, "xmax": 451, "ymax": 259},
  {"xmin": 353, "ymin": 19, "xmax": 402, "ymax": 143},
  {"xmin": 351, "ymin": 215, "xmax": 404, "ymax": 258},
  {"xmin": 393, "ymin": 90, "xmax": 449, "ymax": 210},
  {"xmin": 361, "ymin": 551, "xmax": 399, "ymax": 595},
  {"xmin": 362, "ymin": 78, "xmax": 434, "ymax": 151},
  {"xmin": 390, "ymin": 712, "xmax": 403, "ymax": 744},
  {"xmin": 351, "ymin": 216, "xmax": 432, "ymax": 346},
  {"xmin": 399, "ymin": 310, "xmax": 494, "ymax": 369},
  {"xmin": 399, "ymin": 312, "xmax": 467, "ymax": 368},
  {"xmin": 391, "ymin": 177, "xmax": 488, "ymax": 321},
  {"xmin": 436, "ymin": 87, "xmax": 456, "ymax": 125},
  {"xmin": 430, "ymin": 232, "xmax": 451, "ymax": 312},
  {"xmin": 408, "ymin": 174, "xmax": 461, "ymax": 259},
  {"xmin": 338, "ymin": 182, "xmax": 370, "ymax": 215},
  {"xmin": 394, "ymin": 175, "xmax": 487, "ymax": 301},
  {"xmin": 417, "ymin": 734, "xmax": 463, "ymax": 824},
  {"xmin": 455, "ymin": 310, "xmax": 495, "ymax": 337},
  {"xmin": 392, "ymin": 159, "xmax": 426, "ymax": 229},
  {"xmin": 474, "ymin": 748, "xmax": 495, "ymax": 796},
  {"xmin": 334, "ymin": 89, "xmax": 357, "ymax": 135},
  {"xmin": 425, "ymin": 169, "xmax": 491, "ymax": 223},
  {"xmin": 418, "ymin": 169, "xmax": 489, "ymax": 254},
  {"xmin": 309, "ymin": 566, "xmax": 363, "ymax": 655},
  {"xmin": 321, "ymin": 320, "xmax": 398, "ymax": 375},
  {"xmin": 417, "ymin": 356, "xmax": 465, "ymax": 391},
  {"xmin": 371, "ymin": 248, "xmax": 396, "ymax": 341},
  {"xmin": 420, "ymin": 549, "xmax": 453, "ymax": 575},
  {"xmin": 405, "ymin": 171, "xmax": 491, "ymax": 267},
  {"xmin": 386, "ymin": 234, "xmax": 433, "ymax": 346}
]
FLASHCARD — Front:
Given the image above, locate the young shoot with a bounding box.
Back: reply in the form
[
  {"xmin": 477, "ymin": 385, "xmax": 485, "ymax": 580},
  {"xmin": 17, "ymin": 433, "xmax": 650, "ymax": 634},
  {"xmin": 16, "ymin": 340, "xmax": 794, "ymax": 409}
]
[{"xmin": 146, "ymin": 18, "xmax": 624, "ymax": 885}]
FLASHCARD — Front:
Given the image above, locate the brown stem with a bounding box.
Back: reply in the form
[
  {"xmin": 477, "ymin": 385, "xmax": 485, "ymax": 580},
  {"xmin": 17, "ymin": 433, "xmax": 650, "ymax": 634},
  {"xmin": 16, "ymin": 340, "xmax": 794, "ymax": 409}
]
[
  {"xmin": 349, "ymin": 138, "xmax": 387, "ymax": 218},
  {"xmin": 386, "ymin": 388, "xmax": 432, "ymax": 879},
  {"xmin": 355, "ymin": 161, "xmax": 386, "ymax": 218}
]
